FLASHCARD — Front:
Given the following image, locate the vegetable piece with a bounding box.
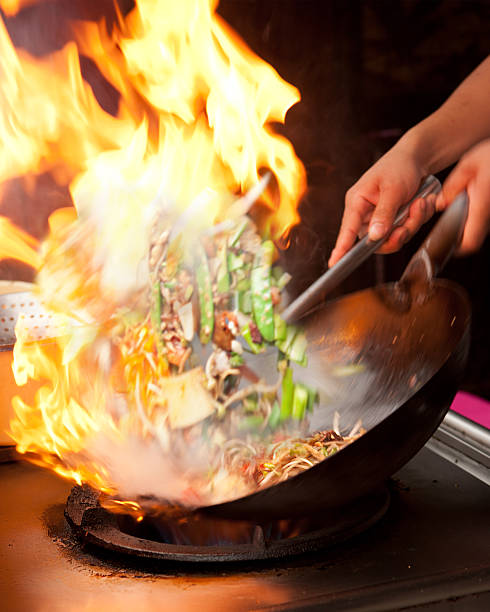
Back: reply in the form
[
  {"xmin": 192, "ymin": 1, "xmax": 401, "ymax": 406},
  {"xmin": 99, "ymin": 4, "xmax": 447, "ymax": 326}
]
[
  {"xmin": 292, "ymin": 383, "xmax": 308, "ymax": 420},
  {"xmin": 236, "ymin": 276, "xmax": 251, "ymax": 292},
  {"xmin": 228, "ymin": 252, "xmax": 245, "ymax": 272},
  {"xmin": 230, "ymin": 353, "xmax": 244, "ymax": 367},
  {"xmin": 238, "ymin": 414, "xmax": 264, "ymax": 431},
  {"xmin": 251, "ymin": 239, "xmax": 275, "ymax": 342},
  {"xmin": 275, "ymin": 324, "xmax": 297, "ymax": 355},
  {"xmin": 241, "ymin": 323, "xmax": 265, "ymax": 354},
  {"xmin": 332, "ymin": 364, "xmax": 366, "ymax": 377},
  {"xmin": 243, "ymin": 394, "xmax": 258, "ymax": 413},
  {"xmin": 275, "ymin": 325, "xmax": 307, "ymax": 365},
  {"xmin": 274, "ymin": 313, "xmax": 287, "ymax": 341},
  {"xmin": 288, "ymin": 331, "xmax": 308, "ymax": 366},
  {"xmin": 150, "ymin": 280, "xmax": 164, "ymax": 353},
  {"xmin": 271, "ymin": 265, "xmax": 285, "ymax": 282},
  {"xmin": 229, "ymin": 218, "xmax": 249, "ymax": 247},
  {"xmin": 151, "ymin": 280, "xmax": 162, "ymax": 332},
  {"xmin": 306, "ymin": 385, "xmax": 318, "ymax": 413},
  {"xmin": 277, "ymin": 272, "xmax": 292, "ymax": 290},
  {"xmin": 196, "ymin": 245, "xmax": 214, "ymax": 344},
  {"xmin": 177, "ymin": 302, "xmax": 195, "ymax": 342},
  {"xmin": 165, "ymin": 367, "xmax": 216, "ymax": 429},
  {"xmin": 268, "ymin": 401, "xmax": 281, "ymax": 429},
  {"xmin": 216, "ymin": 243, "xmax": 230, "ymax": 293},
  {"xmin": 238, "ymin": 290, "xmax": 252, "ymax": 314},
  {"xmin": 280, "ymin": 367, "xmax": 294, "ymax": 421}
]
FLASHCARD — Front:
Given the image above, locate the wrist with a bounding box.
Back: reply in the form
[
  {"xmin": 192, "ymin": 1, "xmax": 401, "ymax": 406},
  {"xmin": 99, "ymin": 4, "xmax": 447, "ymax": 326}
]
[{"xmin": 394, "ymin": 125, "xmax": 436, "ymax": 176}]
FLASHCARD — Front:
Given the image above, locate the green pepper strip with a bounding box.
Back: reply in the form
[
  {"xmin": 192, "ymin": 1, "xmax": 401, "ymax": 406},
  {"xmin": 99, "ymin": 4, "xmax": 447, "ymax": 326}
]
[
  {"xmin": 217, "ymin": 243, "xmax": 230, "ymax": 293},
  {"xmin": 251, "ymin": 239, "xmax": 275, "ymax": 342},
  {"xmin": 196, "ymin": 246, "xmax": 214, "ymax": 344},
  {"xmin": 280, "ymin": 367, "xmax": 294, "ymax": 421},
  {"xmin": 292, "ymin": 383, "xmax": 308, "ymax": 420}
]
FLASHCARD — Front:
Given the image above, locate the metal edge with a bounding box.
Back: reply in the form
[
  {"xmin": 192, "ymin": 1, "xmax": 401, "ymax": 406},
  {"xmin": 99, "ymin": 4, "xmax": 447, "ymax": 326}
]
[{"xmin": 427, "ymin": 411, "xmax": 490, "ymax": 485}]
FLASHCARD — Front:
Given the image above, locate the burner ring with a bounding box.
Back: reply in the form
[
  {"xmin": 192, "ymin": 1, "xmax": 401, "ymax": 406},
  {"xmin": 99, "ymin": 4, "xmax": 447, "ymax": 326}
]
[{"xmin": 65, "ymin": 484, "xmax": 390, "ymax": 563}]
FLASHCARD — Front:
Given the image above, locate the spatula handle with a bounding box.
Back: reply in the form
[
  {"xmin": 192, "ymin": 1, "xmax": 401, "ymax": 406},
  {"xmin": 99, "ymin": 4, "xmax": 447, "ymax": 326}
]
[
  {"xmin": 401, "ymin": 191, "xmax": 469, "ymax": 284},
  {"xmin": 282, "ymin": 175, "xmax": 441, "ymax": 323}
]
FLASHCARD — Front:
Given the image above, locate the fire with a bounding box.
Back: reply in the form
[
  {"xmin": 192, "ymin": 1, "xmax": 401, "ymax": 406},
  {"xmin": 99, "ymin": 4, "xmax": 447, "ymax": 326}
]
[
  {"xmin": 0, "ymin": 15, "xmax": 133, "ymax": 187},
  {"xmin": 0, "ymin": 0, "xmax": 40, "ymax": 17},
  {"xmin": 1, "ymin": 0, "xmax": 306, "ymax": 504}
]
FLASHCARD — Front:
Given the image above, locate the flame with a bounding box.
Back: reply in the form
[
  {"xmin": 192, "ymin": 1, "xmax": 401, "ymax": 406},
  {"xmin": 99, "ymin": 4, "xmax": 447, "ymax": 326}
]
[
  {"xmin": 0, "ymin": 216, "xmax": 41, "ymax": 268},
  {"xmin": 0, "ymin": 0, "xmax": 41, "ymax": 17},
  {"xmin": 0, "ymin": 14, "xmax": 133, "ymax": 186},
  {"xmin": 1, "ymin": 0, "xmax": 306, "ymax": 504}
]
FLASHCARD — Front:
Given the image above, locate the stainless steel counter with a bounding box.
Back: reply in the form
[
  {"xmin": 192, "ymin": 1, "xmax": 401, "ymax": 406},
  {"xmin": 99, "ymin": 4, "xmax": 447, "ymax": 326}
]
[{"xmin": 1, "ymin": 446, "xmax": 489, "ymax": 611}]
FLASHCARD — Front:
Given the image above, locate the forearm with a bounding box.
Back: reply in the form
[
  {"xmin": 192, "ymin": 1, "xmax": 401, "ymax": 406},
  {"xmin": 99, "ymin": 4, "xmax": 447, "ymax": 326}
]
[{"xmin": 394, "ymin": 56, "xmax": 490, "ymax": 174}]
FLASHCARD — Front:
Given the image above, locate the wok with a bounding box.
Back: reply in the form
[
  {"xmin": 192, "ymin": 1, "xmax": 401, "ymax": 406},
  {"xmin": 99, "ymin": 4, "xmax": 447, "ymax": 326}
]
[
  {"xmin": 202, "ymin": 193, "xmax": 471, "ymax": 521},
  {"xmin": 0, "ymin": 195, "xmax": 470, "ymax": 522}
]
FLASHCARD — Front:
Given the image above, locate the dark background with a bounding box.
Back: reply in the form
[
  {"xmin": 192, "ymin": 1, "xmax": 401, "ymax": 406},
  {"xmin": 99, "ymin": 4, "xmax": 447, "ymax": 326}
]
[{"xmin": 0, "ymin": 0, "xmax": 489, "ymax": 397}]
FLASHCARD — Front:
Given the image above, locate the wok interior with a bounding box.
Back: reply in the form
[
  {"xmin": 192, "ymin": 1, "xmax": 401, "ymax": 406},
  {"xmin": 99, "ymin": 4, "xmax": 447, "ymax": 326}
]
[
  {"xmin": 0, "ymin": 281, "xmax": 469, "ymax": 441},
  {"xmin": 300, "ymin": 278, "xmax": 470, "ymax": 434}
]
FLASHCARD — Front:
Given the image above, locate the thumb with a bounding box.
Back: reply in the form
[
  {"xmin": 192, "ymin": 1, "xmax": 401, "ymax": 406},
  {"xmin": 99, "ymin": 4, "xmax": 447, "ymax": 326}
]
[{"xmin": 368, "ymin": 183, "xmax": 405, "ymax": 241}]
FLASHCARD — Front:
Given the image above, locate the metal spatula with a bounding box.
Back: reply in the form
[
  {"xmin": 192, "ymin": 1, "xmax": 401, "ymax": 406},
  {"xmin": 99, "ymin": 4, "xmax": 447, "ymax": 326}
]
[{"xmin": 282, "ymin": 174, "xmax": 442, "ymax": 323}]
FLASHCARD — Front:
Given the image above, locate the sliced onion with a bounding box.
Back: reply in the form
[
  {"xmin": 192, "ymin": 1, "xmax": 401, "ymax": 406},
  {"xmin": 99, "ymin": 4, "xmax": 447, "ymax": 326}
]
[{"xmin": 177, "ymin": 302, "xmax": 195, "ymax": 341}]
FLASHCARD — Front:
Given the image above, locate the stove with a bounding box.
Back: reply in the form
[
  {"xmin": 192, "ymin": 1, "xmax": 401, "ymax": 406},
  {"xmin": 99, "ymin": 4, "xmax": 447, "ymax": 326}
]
[
  {"xmin": 1, "ymin": 445, "xmax": 489, "ymax": 611},
  {"xmin": 64, "ymin": 483, "xmax": 390, "ymax": 563}
]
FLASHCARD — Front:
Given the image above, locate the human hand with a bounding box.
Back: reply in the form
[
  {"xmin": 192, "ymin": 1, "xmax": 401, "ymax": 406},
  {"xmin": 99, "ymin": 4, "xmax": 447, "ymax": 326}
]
[
  {"xmin": 328, "ymin": 145, "xmax": 436, "ymax": 267},
  {"xmin": 436, "ymin": 138, "xmax": 490, "ymax": 255}
]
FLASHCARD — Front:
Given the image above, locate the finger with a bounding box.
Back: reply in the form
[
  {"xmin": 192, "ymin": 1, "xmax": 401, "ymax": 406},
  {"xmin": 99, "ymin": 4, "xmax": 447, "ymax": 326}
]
[
  {"xmin": 329, "ymin": 193, "xmax": 373, "ymax": 267},
  {"xmin": 376, "ymin": 226, "xmax": 410, "ymax": 254},
  {"xmin": 358, "ymin": 222, "xmax": 369, "ymax": 238},
  {"xmin": 376, "ymin": 197, "xmax": 435, "ymax": 254},
  {"xmin": 368, "ymin": 182, "xmax": 406, "ymax": 241},
  {"xmin": 441, "ymin": 159, "xmax": 475, "ymax": 204},
  {"xmin": 435, "ymin": 192, "xmax": 448, "ymax": 212},
  {"xmin": 456, "ymin": 178, "xmax": 490, "ymax": 255}
]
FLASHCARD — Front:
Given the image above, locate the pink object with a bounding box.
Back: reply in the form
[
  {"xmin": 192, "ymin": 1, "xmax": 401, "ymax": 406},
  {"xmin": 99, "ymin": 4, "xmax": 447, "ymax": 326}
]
[{"xmin": 450, "ymin": 391, "xmax": 490, "ymax": 429}]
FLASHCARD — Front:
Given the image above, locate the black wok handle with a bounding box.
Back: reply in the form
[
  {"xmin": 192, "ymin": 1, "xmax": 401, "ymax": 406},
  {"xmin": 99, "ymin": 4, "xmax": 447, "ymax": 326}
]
[{"xmin": 401, "ymin": 191, "xmax": 469, "ymax": 284}]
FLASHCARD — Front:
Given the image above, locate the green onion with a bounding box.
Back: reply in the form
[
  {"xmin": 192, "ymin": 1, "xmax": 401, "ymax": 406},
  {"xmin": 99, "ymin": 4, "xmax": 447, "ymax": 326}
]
[
  {"xmin": 196, "ymin": 246, "xmax": 214, "ymax": 344},
  {"xmin": 292, "ymin": 383, "xmax": 308, "ymax": 420},
  {"xmin": 251, "ymin": 240, "xmax": 275, "ymax": 342},
  {"xmin": 274, "ymin": 313, "xmax": 287, "ymax": 341},
  {"xmin": 280, "ymin": 367, "xmax": 294, "ymax": 421},
  {"xmin": 306, "ymin": 385, "xmax": 318, "ymax": 413},
  {"xmin": 288, "ymin": 331, "xmax": 308, "ymax": 366}
]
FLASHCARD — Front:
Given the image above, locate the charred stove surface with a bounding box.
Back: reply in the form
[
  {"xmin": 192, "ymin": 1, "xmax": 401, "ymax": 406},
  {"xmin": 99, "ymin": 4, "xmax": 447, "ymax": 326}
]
[{"xmin": 65, "ymin": 483, "xmax": 390, "ymax": 563}]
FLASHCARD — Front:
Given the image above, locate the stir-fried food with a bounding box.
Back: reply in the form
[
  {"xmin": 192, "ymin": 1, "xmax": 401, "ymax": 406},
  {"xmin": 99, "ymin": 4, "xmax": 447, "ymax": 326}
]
[
  {"xmin": 103, "ymin": 199, "xmax": 366, "ymax": 505},
  {"xmin": 141, "ymin": 206, "xmax": 314, "ymax": 433}
]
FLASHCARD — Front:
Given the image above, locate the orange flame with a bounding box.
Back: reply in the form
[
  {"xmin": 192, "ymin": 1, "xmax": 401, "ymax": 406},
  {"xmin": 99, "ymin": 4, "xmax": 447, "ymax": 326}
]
[
  {"xmin": 0, "ymin": 0, "xmax": 41, "ymax": 17},
  {"xmin": 1, "ymin": 0, "xmax": 306, "ymax": 503},
  {"xmin": 0, "ymin": 216, "xmax": 41, "ymax": 268}
]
